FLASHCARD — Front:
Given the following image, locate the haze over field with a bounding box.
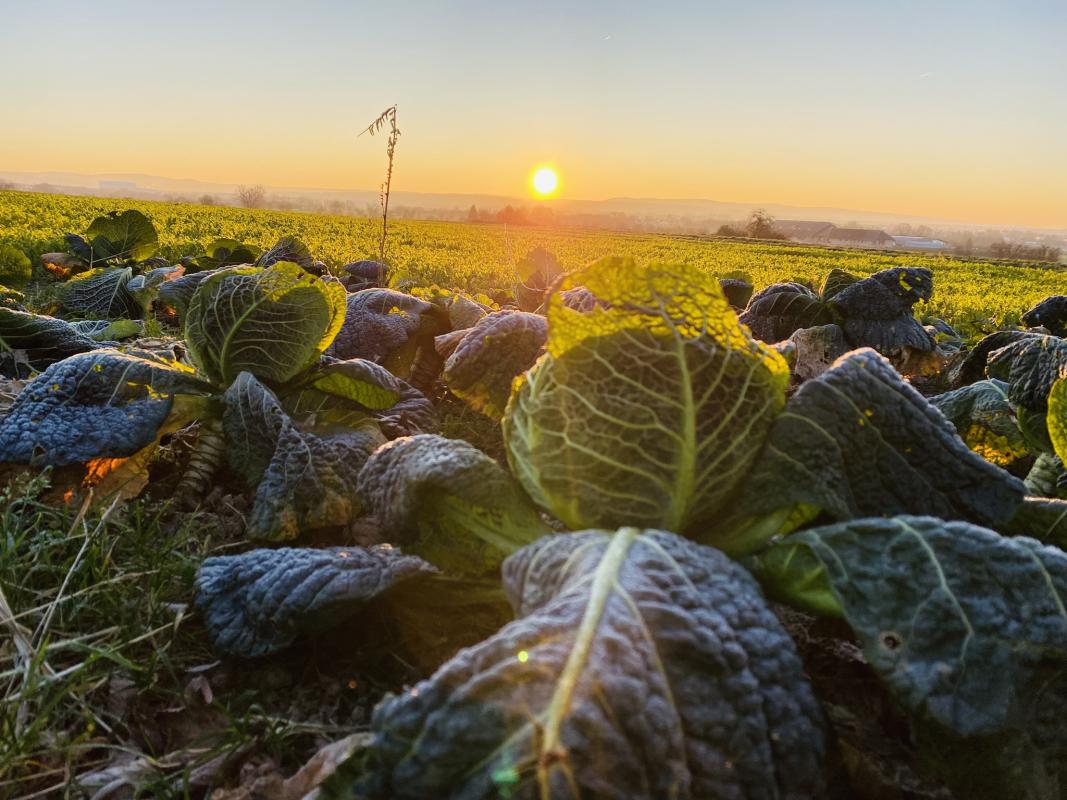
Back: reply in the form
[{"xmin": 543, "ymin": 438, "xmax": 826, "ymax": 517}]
[{"xmin": 2, "ymin": 0, "xmax": 1065, "ymax": 229}]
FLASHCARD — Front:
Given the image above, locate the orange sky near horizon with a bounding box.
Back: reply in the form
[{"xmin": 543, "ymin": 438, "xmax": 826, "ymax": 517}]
[{"xmin": 2, "ymin": 1, "xmax": 1065, "ymax": 230}]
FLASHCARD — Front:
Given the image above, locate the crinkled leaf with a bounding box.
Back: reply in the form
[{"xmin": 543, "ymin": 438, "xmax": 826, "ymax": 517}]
[
  {"xmin": 718, "ymin": 276, "xmax": 753, "ymax": 309},
  {"xmin": 443, "ymin": 311, "xmax": 547, "ymax": 419},
  {"xmin": 538, "ymin": 285, "xmax": 609, "ymax": 315},
  {"xmin": 223, "ymin": 373, "xmax": 385, "ymax": 540},
  {"xmin": 84, "ymin": 209, "xmax": 159, "ymax": 263},
  {"xmin": 818, "ymin": 267, "xmax": 860, "ymax": 301},
  {"xmin": 356, "ymin": 434, "xmax": 550, "ymax": 575},
  {"xmin": 788, "ymin": 323, "xmax": 850, "ymax": 383},
  {"xmin": 125, "ymin": 264, "xmax": 183, "ymax": 313},
  {"xmin": 738, "ymin": 283, "xmax": 832, "ymax": 343},
  {"xmin": 505, "ymin": 257, "xmax": 789, "ymax": 534},
  {"xmin": 1024, "ymin": 452, "xmax": 1067, "ymax": 498},
  {"xmin": 0, "ymin": 287, "xmax": 25, "ymax": 311},
  {"xmin": 413, "ymin": 285, "xmax": 497, "ymax": 330},
  {"xmin": 840, "ymin": 314, "xmax": 933, "ymax": 354},
  {"xmin": 986, "ymin": 334, "xmax": 1067, "ymax": 413},
  {"xmin": 754, "ymin": 515, "xmax": 1067, "ymax": 790},
  {"xmin": 156, "ymin": 268, "xmax": 222, "ymax": 318},
  {"xmin": 222, "ymin": 371, "xmax": 289, "ymax": 485},
  {"xmin": 930, "ymin": 379, "xmax": 1029, "ymax": 467},
  {"xmin": 194, "ymin": 545, "xmax": 437, "ymax": 657},
  {"xmin": 185, "ymin": 263, "xmax": 346, "ymax": 387},
  {"xmin": 256, "ymin": 235, "xmax": 314, "ymax": 269},
  {"xmin": 514, "ymin": 247, "xmax": 563, "ymax": 311},
  {"xmin": 1001, "ymin": 497, "xmax": 1067, "ymax": 548},
  {"xmin": 283, "ymin": 358, "xmax": 434, "ymax": 435},
  {"xmin": 192, "ymin": 238, "xmax": 261, "ymax": 272},
  {"xmin": 0, "ymin": 350, "xmax": 211, "ymax": 466},
  {"xmin": 60, "ymin": 267, "xmax": 139, "ymax": 318},
  {"xmin": 326, "ymin": 289, "xmax": 448, "ymax": 380},
  {"xmin": 1022, "ymin": 295, "xmax": 1067, "ymax": 337},
  {"xmin": 250, "ymin": 415, "xmax": 383, "ymax": 541},
  {"xmin": 82, "ymin": 394, "xmax": 207, "ymax": 504},
  {"xmin": 0, "ymin": 308, "xmax": 105, "ymax": 374},
  {"xmin": 347, "ymin": 529, "xmax": 826, "ymax": 800},
  {"xmin": 828, "ymin": 267, "xmax": 934, "ymax": 353},
  {"xmin": 300, "ymin": 356, "xmax": 403, "ymax": 412},
  {"xmin": 952, "ymin": 330, "xmax": 1039, "ymax": 388},
  {"xmin": 831, "ymin": 266, "xmax": 932, "ymax": 315},
  {"xmin": 719, "ymin": 350, "xmax": 1025, "ymax": 554}
]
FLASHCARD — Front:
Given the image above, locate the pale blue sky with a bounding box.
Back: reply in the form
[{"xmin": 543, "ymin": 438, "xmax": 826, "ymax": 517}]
[{"xmin": 2, "ymin": 0, "xmax": 1064, "ymax": 225}]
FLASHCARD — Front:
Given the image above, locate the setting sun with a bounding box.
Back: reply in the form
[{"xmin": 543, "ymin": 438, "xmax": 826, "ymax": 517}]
[{"xmin": 532, "ymin": 166, "xmax": 559, "ymax": 197}]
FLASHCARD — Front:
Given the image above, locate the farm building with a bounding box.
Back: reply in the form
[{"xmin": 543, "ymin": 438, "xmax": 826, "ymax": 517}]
[
  {"xmin": 771, "ymin": 220, "xmax": 837, "ymax": 242},
  {"xmin": 892, "ymin": 235, "xmax": 952, "ymax": 252},
  {"xmin": 823, "ymin": 227, "xmax": 898, "ymax": 249},
  {"xmin": 772, "ymin": 220, "xmax": 899, "ymax": 250}
]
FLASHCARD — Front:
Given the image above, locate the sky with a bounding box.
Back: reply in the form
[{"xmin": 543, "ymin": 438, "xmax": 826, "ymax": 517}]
[{"xmin": 2, "ymin": 0, "xmax": 1065, "ymax": 228}]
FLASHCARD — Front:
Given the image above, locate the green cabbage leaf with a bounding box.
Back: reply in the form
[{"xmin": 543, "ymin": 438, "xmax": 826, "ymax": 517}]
[{"xmin": 505, "ymin": 257, "xmax": 789, "ymax": 535}]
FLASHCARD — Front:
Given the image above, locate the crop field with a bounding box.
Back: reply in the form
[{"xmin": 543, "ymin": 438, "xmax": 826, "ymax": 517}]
[
  {"xmin": 4, "ymin": 192, "xmax": 1067, "ymax": 799},
  {"xmin": 2, "ymin": 189, "xmax": 1065, "ymax": 334}
]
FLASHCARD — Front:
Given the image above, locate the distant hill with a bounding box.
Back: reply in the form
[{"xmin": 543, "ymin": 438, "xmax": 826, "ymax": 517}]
[{"xmin": 1, "ymin": 169, "xmax": 1063, "ymax": 234}]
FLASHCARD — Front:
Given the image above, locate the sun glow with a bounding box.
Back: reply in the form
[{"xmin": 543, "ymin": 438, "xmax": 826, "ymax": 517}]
[{"xmin": 532, "ymin": 166, "xmax": 559, "ymax": 197}]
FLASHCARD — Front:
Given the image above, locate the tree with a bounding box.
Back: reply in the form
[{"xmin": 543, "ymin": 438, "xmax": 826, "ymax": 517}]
[
  {"xmin": 467, "ymin": 205, "xmax": 479, "ymax": 223},
  {"xmin": 199, "ymin": 194, "xmax": 216, "ymax": 206},
  {"xmin": 529, "ymin": 205, "xmax": 556, "ymax": 227},
  {"xmin": 717, "ymin": 224, "xmax": 743, "ymax": 237},
  {"xmin": 745, "ymin": 209, "xmax": 778, "ymax": 239},
  {"xmin": 236, "ymin": 185, "xmax": 266, "ymax": 209}
]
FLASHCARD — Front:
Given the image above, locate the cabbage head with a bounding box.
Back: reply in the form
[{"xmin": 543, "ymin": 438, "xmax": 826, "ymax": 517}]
[
  {"xmin": 504, "ymin": 257, "xmax": 789, "ymax": 534},
  {"xmin": 185, "ymin": 262, "xmax": 345, "ymax": 386}
]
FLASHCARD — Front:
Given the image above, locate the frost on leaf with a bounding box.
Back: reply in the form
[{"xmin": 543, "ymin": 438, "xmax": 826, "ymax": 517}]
[
  {"xmin": 756, "ymin": 515, "xmax": 1067, "ymax": 797},
  {"xmin": 443, "ymin": 311, "xmax": 547, "ymax": 419},
  {"xmin": 0, "ymin": 307, "xmax": 107, "ymax": 376},
  {"xmin": 505, "ymin": 257, "xmax": 789, "ymax": 534},
  {"xmin": 719, "ymin": 350, "xmax": 1025, "ymax": 553},
  {"xmin": 950, "ymin": 329, "xmax": 1039, "ymax": 389},
  {"xmin": 1022, "ymin": 295, "xmax": 1067, "ymax": 337},
  {"xmin": 739, "ymin": 282, "xmax": 833, "ymax": 343},
  {"xmin": 194, "ymin": 545, "xmax": 437, "ymax": 657},
  {"xmin": 827, "ymin": 267, "xmax": 934, "ymax": 354},
  {"xmin": 325, "ymin": 289, "xmax": 448, "ymax": 382},
  {"xmin": 224, "ymin": 372, "xmax": 385, "ymax": 541},
  {"xmin": 0, "ymin": 349, "xmax": 211, "ymax": 466},
  {"xmin": 347, "ymin": 529, "xmax": 826, "ymax": 799},
  {"xmin": 988, "ymin": 334, "xmax": 1067, "ymax": 415},
  {"xmin": 356, "ymin": 434, "xmax": 549, "ymax": 575}
]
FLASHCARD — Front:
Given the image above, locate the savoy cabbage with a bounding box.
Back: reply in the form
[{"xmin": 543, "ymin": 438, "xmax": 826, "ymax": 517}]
[
  {"xmin": 342, "ymin": 529, "xmax": 826, "ymax": 799},
  {"xmin": 505, "ymin": 256, "xmax": 790, "ymax": 535}
]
